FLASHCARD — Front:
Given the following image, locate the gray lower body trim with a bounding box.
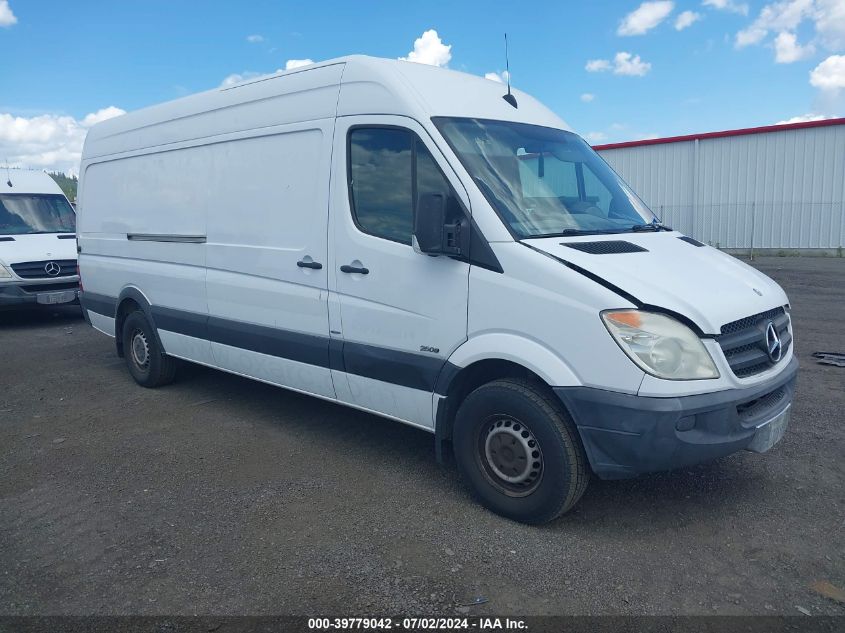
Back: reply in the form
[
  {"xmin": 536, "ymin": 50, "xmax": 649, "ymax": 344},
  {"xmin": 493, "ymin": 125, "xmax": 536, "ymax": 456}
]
[
  {"xmin": 555, "ymin": 357, "xmax": 799, "ymax": 479},
  {"xmin": 81, "ymin": 291, "xmax": 456, "ymax": 394}
]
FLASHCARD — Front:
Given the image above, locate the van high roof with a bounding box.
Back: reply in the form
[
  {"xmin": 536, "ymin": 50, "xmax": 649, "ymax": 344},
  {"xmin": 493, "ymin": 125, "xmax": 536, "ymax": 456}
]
[{"xmin": 83, "ymin": 55, "xmax": 571, "ymax": 161}]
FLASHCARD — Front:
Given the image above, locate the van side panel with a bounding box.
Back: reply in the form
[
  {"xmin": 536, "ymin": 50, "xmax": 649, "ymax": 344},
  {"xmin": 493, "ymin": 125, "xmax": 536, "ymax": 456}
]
[
  {"xmin": 80, "ymin": 152, "xmax": 211, "ymax": 363},
  {"xmin": 82, "ymin": 65, "xmax": 345, "ymax": 159},
  {"xmin": 205, "ymin": 125, "xmax": 336, "ymax": 399}
]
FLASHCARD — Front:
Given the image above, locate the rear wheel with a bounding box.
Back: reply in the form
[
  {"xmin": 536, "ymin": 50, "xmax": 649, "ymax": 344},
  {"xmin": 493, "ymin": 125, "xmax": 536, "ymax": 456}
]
[
  {"xmin": 453, "ymin": 379, "xmax": 589, "ymax": 524},
  {"xmin": 121, "ymin": 310, "xmax": 177, "ymax": 388}
]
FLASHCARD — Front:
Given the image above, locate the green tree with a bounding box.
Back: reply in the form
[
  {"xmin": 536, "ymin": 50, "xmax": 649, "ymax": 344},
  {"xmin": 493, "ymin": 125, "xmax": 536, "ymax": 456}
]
[{"xmin": 48, "ymin": 171, "xmax": 78, "ymax": 202}]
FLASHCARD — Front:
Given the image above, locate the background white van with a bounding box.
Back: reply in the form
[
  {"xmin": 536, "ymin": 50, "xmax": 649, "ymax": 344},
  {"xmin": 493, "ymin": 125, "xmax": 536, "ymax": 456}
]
[
  {"xmin": 78, "ymin": 57, "xmax": 797, "ymax": 523},
  {"xmin": 0, "ymin": 170, "xmax": 79, "ymax": 308}
]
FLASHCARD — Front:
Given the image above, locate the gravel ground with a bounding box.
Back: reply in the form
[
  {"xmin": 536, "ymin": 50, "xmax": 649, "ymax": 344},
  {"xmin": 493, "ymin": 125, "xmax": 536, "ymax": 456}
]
[{"xmin": 0, "ymin": 256, "xmax": 843, "ymax": 616}]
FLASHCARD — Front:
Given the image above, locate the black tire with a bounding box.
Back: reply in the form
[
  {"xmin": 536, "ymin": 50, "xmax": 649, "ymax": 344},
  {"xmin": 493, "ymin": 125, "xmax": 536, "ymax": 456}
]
[
  {"xmin": 121, "ymin": 310, "xmax": 177, "ymax": 388},
  {"xmin": 452, "ymin": 378, "xmax": 589, "ymax": 524}
]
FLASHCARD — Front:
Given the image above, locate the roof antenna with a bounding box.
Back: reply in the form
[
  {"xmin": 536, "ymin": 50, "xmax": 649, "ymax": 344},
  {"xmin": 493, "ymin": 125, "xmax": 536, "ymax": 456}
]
[
  {"xmin": 4, "ymin": 159, "xmax": 11, "ymax": 188},
  {"xmin": 502, "ymin": 33, "xmax": 518, "ymax": 109}
]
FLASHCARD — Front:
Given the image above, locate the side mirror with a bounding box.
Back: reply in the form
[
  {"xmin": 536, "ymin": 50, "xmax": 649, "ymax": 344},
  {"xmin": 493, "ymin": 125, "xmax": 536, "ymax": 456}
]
[{"xmin": 414, "ymin": 193, "xmax": 465, "ymax": 256}]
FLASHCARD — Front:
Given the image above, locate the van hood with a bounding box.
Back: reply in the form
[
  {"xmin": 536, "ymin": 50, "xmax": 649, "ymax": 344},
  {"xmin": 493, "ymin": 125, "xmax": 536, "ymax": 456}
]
[
  {"xmin": 523, "ymin": 232, "xmax": 788, "ymax": 334},
  {"xmin": 0, "ymin": 234, "xmax": 78, "ymax": 267}
]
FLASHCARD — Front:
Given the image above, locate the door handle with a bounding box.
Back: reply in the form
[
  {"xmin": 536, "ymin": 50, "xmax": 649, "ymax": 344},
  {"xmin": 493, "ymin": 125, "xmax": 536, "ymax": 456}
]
[
  {"xmin": 340, "ymin": 264, "xmax": 369, "ymax": 275},
  {"xmin": 297, "ymin": 260, "xmax": 323, "ymax": 270}
]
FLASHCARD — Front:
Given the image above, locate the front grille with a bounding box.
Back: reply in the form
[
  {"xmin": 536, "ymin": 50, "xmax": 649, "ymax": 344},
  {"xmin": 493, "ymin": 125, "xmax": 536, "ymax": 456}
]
[
  {"xmin": 737, "ymin": 387, "xmax": 787, "ymax": 422},
  {"xmin": 717, "ymin": 307, "xmax": 792, "ymax": 378},
  {"xmin": 10, "ymin": 259, "xmax": 77, "ymax": 279},
  {"xmin": 20, "ymin": 281, "xmax": 79, "ymax": 293},
  {"xmin": 562, "ymin": 240, "xmax": 648, "ymax": 254}
]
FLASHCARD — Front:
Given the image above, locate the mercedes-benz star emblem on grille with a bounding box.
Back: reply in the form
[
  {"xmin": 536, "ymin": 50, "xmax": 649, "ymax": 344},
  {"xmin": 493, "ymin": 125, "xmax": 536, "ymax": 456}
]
[
  {"xmin": 44, "ymin": 261, "xmax": 61, "ymax": 276},
  {"xmin": 764, "ymin": 321, "xmax": 782, "ymax": 363}
]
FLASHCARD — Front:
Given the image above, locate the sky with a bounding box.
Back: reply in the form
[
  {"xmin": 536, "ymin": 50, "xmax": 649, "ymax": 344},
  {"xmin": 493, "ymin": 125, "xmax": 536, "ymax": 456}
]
[{"xmin": 1, "ymin": 0, "xmax": 844, "ymax": 175}]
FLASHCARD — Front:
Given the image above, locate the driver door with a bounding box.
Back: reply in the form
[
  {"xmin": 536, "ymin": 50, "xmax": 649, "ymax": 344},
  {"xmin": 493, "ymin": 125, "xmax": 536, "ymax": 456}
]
[{"xmin": 327, "ymin": 116, "xmax": 471, "ymax": 429}]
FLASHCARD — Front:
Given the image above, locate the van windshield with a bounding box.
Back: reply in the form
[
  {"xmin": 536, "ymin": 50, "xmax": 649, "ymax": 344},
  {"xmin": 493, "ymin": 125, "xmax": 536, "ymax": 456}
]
[
  {"xmin": 0, "ymin": 194, "xmax": 76, "ymax": 235},
  {"xmin": 433, "ymin": 117, "xmax": 656, "ymax": 239}
]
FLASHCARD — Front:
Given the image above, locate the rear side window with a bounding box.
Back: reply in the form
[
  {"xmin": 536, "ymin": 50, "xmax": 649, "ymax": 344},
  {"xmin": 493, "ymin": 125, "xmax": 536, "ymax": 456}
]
[{"xmin": 348, "ymin": 127, "xmax": 459, "ymax": 245}]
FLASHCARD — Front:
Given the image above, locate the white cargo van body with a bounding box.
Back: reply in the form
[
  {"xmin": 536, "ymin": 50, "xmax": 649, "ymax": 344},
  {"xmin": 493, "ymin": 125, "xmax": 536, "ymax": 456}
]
[
  {"xmin": 79, "ymin": 56, "xmax": 797, "ymax": 523},
  {"xmin": 0, "ymin": 170, "xmax": 79, "ymax": 308}
]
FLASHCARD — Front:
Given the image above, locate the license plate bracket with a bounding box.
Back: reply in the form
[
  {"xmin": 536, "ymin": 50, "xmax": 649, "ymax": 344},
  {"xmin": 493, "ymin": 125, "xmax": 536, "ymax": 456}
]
[
  {"xmin": 746, "ymin": 405, "xmax": 791, "ymax": 453},
  {"xmin": 36, "ymin": 290, "xmax": 78, "ymax": 305}
]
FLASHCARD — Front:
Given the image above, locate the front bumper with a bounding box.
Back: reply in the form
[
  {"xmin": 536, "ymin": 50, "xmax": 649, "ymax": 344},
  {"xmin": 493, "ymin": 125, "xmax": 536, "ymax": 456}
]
[
  {"xmin": 555, "ymin": 356, "xmax": 799, "ymax": 479},
  {"xmin": 0, "ymin": 281, "xmax": 80, "ymax": 308}
]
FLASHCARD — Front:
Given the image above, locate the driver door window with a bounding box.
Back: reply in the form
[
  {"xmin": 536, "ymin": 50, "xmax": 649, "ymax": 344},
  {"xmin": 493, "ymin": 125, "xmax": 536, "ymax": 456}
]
[{"xmin": 348, "ymin": 127, "xmax": 464, "ymax": 246}]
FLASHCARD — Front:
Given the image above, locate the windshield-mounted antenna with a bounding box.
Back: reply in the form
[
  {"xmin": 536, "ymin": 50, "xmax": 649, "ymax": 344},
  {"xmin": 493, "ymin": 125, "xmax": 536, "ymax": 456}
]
[
  {"xmin": 4, "ymin": 159, "xmax": 11, "ymax": 188},
  {"xmin": 502, "ymin": 33, "xmax": 518, "ymax": 109}
]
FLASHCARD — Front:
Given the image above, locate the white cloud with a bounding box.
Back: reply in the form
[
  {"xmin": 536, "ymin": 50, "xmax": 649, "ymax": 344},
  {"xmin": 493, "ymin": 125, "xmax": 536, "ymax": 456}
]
[
  {"xmin": 81, "ymin": 106, "xmax": 126, "ymax": 127},
  {"xmin": 220, "ymin": 59, "xmax": 316, "ymax": 88},
  {"xmin": 484, "ymin": 70, "xmax": 510, "ymax": 83},
  {"xmin": 735, "ymin": 0, "xmax": 814, "ymax": 48},
  {"xmin": 399, "ymin": 29, "xmax": 451, "ymax": 67},
  {"xmin": 580, "ymin": 93, "xmax": 596, "ymax": 102},
  {"xmin": 618, "ymin": 1, "xmax": 675, "ymax": 36},
  {"xmin": 220, "ymin": 72, "xmax": 260, "ymax": 87},
  {"xmin": 584, "ymin": 124, "xmax": 659, "ymax": 145},
  {"xmin": 776, "ymin": 112, "xmax": 835, "ymax": 123},
  {"xmin": 774, "ymin": 31, "xmax": 815, "ymax": 62},
  {"xmin": 613, "ymin": 52, "xmax": 653, "ymax": 76},
  {"xmin": 0, "ymin": 107, "xmax": 125, "ymax": 175},
  {"xmin": 734, "ymin": 0, "xmax": 845, "ymax": 67},
  {"xmin": 730, "ymin": 3, "xmax": 845, "ymax": 96},
  {"xmin": 586, "ymin": 59, "xmax": 612, "ymax": 72},
  {"xmin": 246, "ymin": 34, "xmax": 264, "ymax": 44},
  {"xmin": 285, "ymin": 58, "xmax": 314, "ymax": 70},
  {"xmin": 813, "ymin": 0, "xmax": 845, "ymax": 49},
  {"xmin": 810, "ymin": 54, "xmax": 845, "ymax": 90},
  {"xmin": 735, "ymin": 25, "xmax": 769, "ymax": 46},
  {"xmin": 586, "ymin": 52, "xmax": 652, "ymax": 76},
  {"xmin": 675, "ymin": 10, "xmax": 703, "ymax": 30},
  {"xmin": 0, "ymin": 0, "xmax": 16, "ymax": 27},
  {"xmin": 703, "ymin": 0, "xmax": 749, "ymax": 15}
]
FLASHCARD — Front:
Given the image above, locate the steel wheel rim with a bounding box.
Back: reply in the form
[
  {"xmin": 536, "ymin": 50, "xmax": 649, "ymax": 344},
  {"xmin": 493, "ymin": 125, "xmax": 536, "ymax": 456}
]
[
  {"xmin": 130, "ymin": 329, "xmax": 150, "ymax": 369},
  {"xmin": 478, "ymin": 415, "xmax": 543, "ymax": 497}
]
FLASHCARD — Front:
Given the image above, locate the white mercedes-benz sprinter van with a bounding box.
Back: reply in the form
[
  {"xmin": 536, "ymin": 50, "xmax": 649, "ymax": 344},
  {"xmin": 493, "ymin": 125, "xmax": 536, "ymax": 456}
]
[
  {"xmin": 0, "ymin": 170, "xmax": 80, "ymax": 308},
  {"xmin": 78, "ymin": 56, "xmax": 797, "ymax": 523}
]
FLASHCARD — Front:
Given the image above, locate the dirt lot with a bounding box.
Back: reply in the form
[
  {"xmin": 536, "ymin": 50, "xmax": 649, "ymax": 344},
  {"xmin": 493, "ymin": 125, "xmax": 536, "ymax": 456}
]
[{"xmin": 1, "ymin": 256, "xmax": 843, "ymax": 616}]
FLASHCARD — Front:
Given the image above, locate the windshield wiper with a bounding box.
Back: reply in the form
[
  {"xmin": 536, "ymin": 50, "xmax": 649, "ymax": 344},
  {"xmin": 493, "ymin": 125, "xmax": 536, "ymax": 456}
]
[
  {"xmin": 631, "ymin": 221, "xmax": 672, "ymax": 232},
  {"xmin": 560, "ymin": 228, "xmax": 616, "ymax": 235},
  {"xmin": 533, "ymin": 228, "xmax": 628, "ymax": 238}
]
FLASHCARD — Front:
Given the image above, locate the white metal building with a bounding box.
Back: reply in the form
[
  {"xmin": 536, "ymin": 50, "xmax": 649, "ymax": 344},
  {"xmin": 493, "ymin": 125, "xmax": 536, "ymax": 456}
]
[{"xmin": 594, "ymin": 118, "xmax": 845, "ymax": 254}]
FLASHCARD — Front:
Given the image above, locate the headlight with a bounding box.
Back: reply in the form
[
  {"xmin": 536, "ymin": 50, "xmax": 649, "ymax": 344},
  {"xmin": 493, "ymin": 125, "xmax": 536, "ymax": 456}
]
[
  {"xmin": 0, "ymin": 261, "xmax": 11, "ymax": 279},
  {"xmin": 602, "ymin": 310, "xmax": 719, "ymax": 380}
]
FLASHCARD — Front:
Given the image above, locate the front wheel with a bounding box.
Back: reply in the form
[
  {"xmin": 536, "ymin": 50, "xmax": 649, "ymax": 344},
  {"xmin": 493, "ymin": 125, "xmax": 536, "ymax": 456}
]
[
  {"xmin": 452, "ymin": 379, "xmax": 589, "ymax": 524},
  {"xmin": 121, "ymin": 310, "xmax": 178, "ymax": 388}
]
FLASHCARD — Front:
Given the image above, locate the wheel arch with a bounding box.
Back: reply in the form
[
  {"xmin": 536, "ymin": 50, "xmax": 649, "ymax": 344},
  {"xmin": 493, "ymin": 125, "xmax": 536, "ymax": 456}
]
[
  {"xmin": 114, "ymin": 286, "xmax": 160, "ymax": 357},
  {"xmin": 433, "ymin": 334, "xmax": 581, "ymax": 462}
]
